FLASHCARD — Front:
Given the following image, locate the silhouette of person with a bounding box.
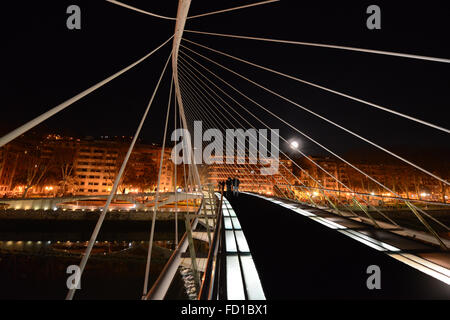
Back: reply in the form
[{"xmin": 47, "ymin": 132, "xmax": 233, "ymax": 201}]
[
  {"xmin": 218, "ymin": 180, "xmax": 225, "ymax": 193},
  {"xmin": 225, "ymin": 178, "xmax": 232, "ymax": 197},
  {"xmin": 233, "ymin": 177, "xmax": 240, "ymax": 196}
]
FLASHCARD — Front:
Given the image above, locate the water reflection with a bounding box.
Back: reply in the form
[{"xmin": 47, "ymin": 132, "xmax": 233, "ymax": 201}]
[
  {"xmin": 0, "ymin": 240, "xmax": 52, "ymax": 254},
  {"xmin": 0, "ymin": 239, "xmax": 186, "ymax": 299},
  {"xmin": 0, "ymin": 240, "xmax": 179, "ymax": 256}
]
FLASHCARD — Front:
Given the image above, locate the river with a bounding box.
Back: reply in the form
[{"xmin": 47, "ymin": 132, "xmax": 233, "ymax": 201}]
[{"xmin": 0, "ymin": 220, "xmax": 189, "ymax": 299}]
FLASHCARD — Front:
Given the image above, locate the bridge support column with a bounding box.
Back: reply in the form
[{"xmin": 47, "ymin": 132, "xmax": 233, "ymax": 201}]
[
  {"xmin": 171, "ymin": 0, "xmax": 201, "ymax": 187},
  {"xmin": 171, "ymin": 0, "xmax": 203, "ymax": 293}
]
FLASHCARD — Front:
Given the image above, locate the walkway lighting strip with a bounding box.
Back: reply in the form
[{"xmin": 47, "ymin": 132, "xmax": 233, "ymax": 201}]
[
  {"xmin": 388, "ymin": 254, "xmax": 450, "ymax": 285},
  {"xmin": 217, "ymin": 194, "xmax": 266, "ymax": 300}
]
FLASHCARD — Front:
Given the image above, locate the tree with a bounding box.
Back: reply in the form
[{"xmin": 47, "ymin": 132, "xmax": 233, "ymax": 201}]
[
  {"xmin": 120, "ymin": 165, "xmax": 139, "ymax": 193},
  {"xmin": 105, "ymin": 148, "xmax": 127, "ymax": 193},
  {"xmin": 121, "ymin": 155, "xmax": 158, "ymax": 193},
  {"xmin": 13, "ymin": 147, "xmax": 52, "ymax": 198},
  {"xmin": 135, "ymin": 164, "xmax": 158, "ymax": 192},
  {"xmin": 53, "ymin": 145, "xmax": 77, "ymax": 196}
]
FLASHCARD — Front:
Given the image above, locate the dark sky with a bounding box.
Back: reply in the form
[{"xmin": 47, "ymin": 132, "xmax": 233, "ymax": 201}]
[{"xmin": 1, "ymin": 0, "xmax": 449, "ymax": 160}]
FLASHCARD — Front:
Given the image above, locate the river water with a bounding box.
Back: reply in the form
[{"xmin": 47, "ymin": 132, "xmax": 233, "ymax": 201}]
[{"xmin": 0, "ymin": 220, "xmax": 189, "ymax": 300}]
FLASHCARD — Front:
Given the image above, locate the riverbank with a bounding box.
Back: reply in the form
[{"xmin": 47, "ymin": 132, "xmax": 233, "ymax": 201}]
[
  {"xmin": 0, "ymin": 218, "xmax": 186, "ymax": 241},
  {"xmin": 0, "ymin": 208, "xmax": 189, "ymax": 221}
]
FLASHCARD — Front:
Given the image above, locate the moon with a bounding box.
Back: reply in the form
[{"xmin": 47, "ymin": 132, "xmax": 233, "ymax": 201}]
[{"xmin": 290, "ymin": 140, "xmax": 299, "ymax": 149}]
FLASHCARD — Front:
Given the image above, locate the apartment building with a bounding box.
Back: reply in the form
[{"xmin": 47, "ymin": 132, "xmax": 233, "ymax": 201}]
[
  {"xmin": 296, "ymin": 155, "xmax": 449, "ymax": 202},
  {"xmin": 0, "ymin": 135, "xmax": 174, "ymax": 197},
  {"xmin": 207, "ymin": 156, "xmax": 295, "ymax": 194},
  {"xmin": 74, "ymin": 141, "xmax": 174, "ymax": 195},
  {"xmin": 0, "ymin": 144, "xmax": 20, "ymax": 194}
]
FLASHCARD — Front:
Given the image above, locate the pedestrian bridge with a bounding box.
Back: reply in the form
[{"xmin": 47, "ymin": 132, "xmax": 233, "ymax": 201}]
[
  {"xmin": 0, "ymin": 0, "xmax": 449, "ymax": 300},
  {"xmin": 143, "ymin": 190, "xmax": 449, "ymax": 300}
]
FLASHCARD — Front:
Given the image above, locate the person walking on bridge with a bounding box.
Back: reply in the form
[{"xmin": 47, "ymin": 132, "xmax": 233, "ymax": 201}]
[
  {"xmin": 225, "ymin": 177, "xmax": 232, "ymax": 197},
  {"xmin": 233, "ymin": 177, "xmax": 240, "ymax": 196},
  {"xmin": 218, "ymin": 180, "xmax": 225, "ymax": 193}
]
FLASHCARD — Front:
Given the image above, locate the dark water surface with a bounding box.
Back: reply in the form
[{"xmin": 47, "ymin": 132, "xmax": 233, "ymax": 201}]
[{"xmin": 0, "ymin": 220, "xmax": 188, "ymax": 300}]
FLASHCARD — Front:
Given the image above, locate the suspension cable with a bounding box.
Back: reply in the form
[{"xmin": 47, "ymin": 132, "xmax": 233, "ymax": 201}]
[
  {"xmin": 179, "ymin": 63, "xmax": 323, "ymax": 209},
  {"xmin": 66, "ymin": 52, "xmax": 173, "ymax": 300},
  {"xmin": 178, "ymin": 56, "xmax": 384, "ymax": 219},
  {"xmin": 142, "ymin": 77, "xmax": 174, "ymax": 298},
  {"xmin": 178, "ymin": 51, "xmax": 449, "ymax": 233},
  {"xmin": 179, "ymin": 71, "xmax": 286, "ymax": 196},
  {"xmin": 0, "ymin": 36, "xmax": 173, "ymax": 149},
  {"xmin": 178, "ymin": 58, "xmax": 362, "ymax": 213},
  {"xmin": 106, "ymin": 0, "xmax": 176, "ymax": 20},
  {"xmin": 180, "ymin": 44, "xmax": 449, "ymax": 186},
  {"xmin": 182, "ymin": 38, "xmax": 450, "ymax": 134},
  {"xmin": 187, "ymin": 0, "xmax": 279, "ymax": 19},
  {"xmin": 184, "ymin": 30, "xmax": 450, "ymax": 64}
]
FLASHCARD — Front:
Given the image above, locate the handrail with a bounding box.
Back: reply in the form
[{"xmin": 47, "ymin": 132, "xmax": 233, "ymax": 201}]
[
  {"xmin": 145, "ymin": 195, "xmax": 203, "ymax": 300},
  {"xmin": 198, "ymin": 186, "xmax": 224, "ymax": 299},
  {"xmin": 274, "ymin": 183, "xmax": 450, "ymax": 207}
]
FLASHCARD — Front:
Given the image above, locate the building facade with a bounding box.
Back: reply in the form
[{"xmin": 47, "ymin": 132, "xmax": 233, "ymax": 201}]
[
  {"xmin": 294, "ymin": 156, "xmax": 449, "ymax": 203},
  {"xmin": 1, "ymin": 136, "xmax": 447, "ymax": 203},
  {"xmin": 207, "ymin": 156, "xmax": 295, "ymax": 195},
  {"xmin": 0, "ymin": 135, "xmax": 174, "ymax": 197}
]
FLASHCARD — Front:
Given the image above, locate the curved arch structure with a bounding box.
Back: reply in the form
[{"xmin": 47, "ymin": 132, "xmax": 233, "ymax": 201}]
[{"xmin": 171, "ymin": 0, "xmax": 201, "ymax": 185}]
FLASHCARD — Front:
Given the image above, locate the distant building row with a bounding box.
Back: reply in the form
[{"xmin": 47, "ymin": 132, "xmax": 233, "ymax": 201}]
[{"xmin": 0, "ymin": 135, "xmax": 173, "ymax": 197}]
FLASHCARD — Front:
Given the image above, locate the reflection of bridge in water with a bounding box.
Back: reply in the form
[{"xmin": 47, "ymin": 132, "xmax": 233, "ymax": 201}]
[
  {"xmin": 0, "ymin": 0, "xmax": 449, "ymax": 300},
  {"xmin": 0, "ymin": 192, "xmax": 202, "ymax": 212}
]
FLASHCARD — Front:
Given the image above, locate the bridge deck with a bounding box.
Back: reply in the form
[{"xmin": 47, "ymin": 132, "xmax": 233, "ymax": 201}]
[{"xmin": 227, "ymin": 192, "xmax": 450, "ymax": 299}]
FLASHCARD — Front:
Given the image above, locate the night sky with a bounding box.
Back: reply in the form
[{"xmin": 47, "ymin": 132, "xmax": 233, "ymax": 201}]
[{"xmin": 1, "ymin": 1, "xmax": 449, "ymax": 162}]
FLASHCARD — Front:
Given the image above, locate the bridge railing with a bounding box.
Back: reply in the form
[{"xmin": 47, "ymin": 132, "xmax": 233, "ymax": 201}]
[
  {"xmin": 267, "ymin": 183, "xmax": 449, "ymax": 250},
  {"xmin": 198, "ymin": 187, "xmax": 224, "ymax": 300},
  {"xmin": 145, "ymin": 193, "xmax": 205, "ymax": 300}
]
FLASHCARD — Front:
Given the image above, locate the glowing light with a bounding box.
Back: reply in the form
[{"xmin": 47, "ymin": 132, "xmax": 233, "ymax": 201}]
[{"xmin": 290, "ymin": 140, "xmax": 299, "ymax": 149}]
